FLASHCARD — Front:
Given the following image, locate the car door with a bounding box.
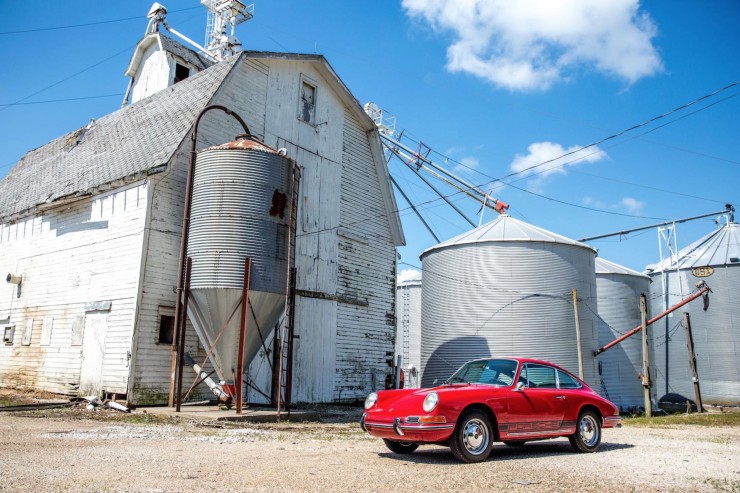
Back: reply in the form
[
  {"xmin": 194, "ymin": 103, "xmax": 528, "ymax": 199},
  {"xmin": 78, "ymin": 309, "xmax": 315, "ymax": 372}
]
[{"xmin": 501, "ymin": 363, "xmax": 566, "ymax": 438}]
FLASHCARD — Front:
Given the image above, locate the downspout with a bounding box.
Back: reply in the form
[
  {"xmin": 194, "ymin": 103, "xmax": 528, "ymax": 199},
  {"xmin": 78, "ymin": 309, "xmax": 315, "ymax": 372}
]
[{"xmin": 121, "ymin": 76, "xmax": 135, "ymax": 108}]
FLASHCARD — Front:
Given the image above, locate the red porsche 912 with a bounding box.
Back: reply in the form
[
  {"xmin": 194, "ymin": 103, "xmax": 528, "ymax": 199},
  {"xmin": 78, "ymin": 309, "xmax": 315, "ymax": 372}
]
[{"xmin": 361, "ymin": 357, "xmax": 621, "ymax": 463}]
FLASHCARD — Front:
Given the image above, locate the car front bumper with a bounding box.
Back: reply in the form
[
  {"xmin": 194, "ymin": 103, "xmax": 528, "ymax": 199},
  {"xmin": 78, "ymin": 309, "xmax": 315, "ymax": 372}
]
[{"xmin": 361, "ymin": 414, "xmax": 454, "ymax": 443}]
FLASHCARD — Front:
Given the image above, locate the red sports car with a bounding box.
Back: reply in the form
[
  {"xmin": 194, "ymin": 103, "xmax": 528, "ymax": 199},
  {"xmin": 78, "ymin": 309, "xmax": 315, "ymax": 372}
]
[{"xmin": 361, "ymin": 357, "xmax": 621, "ymax": 463}]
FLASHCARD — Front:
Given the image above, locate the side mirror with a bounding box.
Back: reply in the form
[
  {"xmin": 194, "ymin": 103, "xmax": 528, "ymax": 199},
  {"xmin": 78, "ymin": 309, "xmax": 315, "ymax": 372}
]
[{"xmin": 514, "ymin": 381, "xmax": 525, "ymax": 392}]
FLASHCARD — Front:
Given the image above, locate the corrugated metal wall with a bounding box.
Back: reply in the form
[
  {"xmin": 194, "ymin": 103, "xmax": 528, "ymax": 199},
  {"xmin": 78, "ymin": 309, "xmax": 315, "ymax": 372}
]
[
  {"xmin": 396, "ymin": 278, "xmax": 422, "ymax": 388},
  {"xmin": 596, "ymin": 266, "xmax": 650, "ymax": 410},
  {"xmin": 648, "ymin": 265, "xmax": 739, "ymax": 406},
  {"xmin": 421, "ymin": 242, "xmax": 599, "ymax": 389}
]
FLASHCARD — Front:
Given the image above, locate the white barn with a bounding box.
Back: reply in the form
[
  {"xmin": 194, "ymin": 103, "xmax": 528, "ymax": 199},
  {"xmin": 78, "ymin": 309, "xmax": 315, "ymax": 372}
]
[{"xmin": 0, "ymin": 32, "xmax": 404, "ymax": 405}]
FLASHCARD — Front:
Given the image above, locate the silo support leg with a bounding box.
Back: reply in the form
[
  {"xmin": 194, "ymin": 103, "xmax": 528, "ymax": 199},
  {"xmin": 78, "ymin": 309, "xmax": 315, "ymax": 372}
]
[{"xmin": 236, "ymin": 258, "xmax": 252, "ymax": 415}]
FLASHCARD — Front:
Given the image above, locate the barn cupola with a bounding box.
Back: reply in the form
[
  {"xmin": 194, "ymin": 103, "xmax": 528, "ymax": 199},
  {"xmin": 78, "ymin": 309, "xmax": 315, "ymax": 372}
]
[{"xmin": 122, "ymin": 1, "xmax": 253, "ymax": 106}]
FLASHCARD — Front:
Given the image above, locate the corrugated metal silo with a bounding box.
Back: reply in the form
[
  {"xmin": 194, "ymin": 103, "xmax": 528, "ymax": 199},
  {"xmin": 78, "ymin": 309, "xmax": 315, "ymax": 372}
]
[
  {"xmin": 187, "ymin": 135, "xmax": 296, "ymax": 385},
  {"xmin": 646, "ymin": 221, "xmax": 740, "ymax": 406},
  {"xmin": 396, "ymin": 272, "xmax": 422, "ymax": 388},
  {"xmin": 595, "ymin": 257, "xmax": 651, "ymax": 411},
  {"xmin": 420, "ymin": 215, "xmax": 600, "ymax": 389}
]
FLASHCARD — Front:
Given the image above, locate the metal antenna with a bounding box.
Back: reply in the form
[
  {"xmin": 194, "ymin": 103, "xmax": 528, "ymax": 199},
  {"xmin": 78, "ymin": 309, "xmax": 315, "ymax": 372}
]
[{"xmin": 201, "ymin": 0, "xmax": 254, "ymax": 59}]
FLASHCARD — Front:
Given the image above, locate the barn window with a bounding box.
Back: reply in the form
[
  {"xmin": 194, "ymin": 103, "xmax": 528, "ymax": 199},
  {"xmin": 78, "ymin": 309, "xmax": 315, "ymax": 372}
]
[
  {"xmin": 3, "ymin": 325, "xmax": 15, "ymax": 345},
  {"xmin": 298, "ymin": 76, "xmax": 317, "ymax": 124},
  {"xmin": 174, "ymin": 63, "xmax": 190, "ymax": 84},
  {"xmin": 158, "ymin": 307, "xmax": 176, "ymax": 344},
  {"xmin": 21, "ymin": 319, "xmax": 33, "ymax": 346}
]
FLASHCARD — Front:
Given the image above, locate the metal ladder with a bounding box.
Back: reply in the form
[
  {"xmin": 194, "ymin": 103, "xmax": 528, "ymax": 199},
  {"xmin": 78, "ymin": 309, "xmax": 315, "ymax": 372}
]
[{"xmin": 275, "ymin": 163, "xmax": 300, "ymax": 416}]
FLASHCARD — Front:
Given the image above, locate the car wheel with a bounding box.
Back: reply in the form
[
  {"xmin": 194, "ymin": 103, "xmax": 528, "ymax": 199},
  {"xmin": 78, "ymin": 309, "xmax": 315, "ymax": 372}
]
[
  {"xmin": 449, "ymin": 410, "xmax": 494, "ymax": 463},
  {"xmin": 503, "ymin": 440, "xmax": 526, "ymax": 447},
  {"xmin": 383, "ymin": 439, "xmax": 419, "ymax": 455},
  {"xmin": 568, "ymin": 410, "xmax": 602, "ymax": 453}
]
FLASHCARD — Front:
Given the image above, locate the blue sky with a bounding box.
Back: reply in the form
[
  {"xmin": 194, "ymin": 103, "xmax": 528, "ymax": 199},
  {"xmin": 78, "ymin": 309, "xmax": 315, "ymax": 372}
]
[{"xmin": 1, "ymin": 1, "xmax": 738, "ymax": 275}]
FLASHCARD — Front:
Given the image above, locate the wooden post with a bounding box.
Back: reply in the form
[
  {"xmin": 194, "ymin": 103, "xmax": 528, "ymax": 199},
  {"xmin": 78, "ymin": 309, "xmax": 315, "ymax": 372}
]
[
  {"xmin": 683, "ymin": 312, "xmax": 703, "ymax": 413},
  {"xmin": 572, "ymin": 288, "xmax": 584, "ymax": 380},
  {"xmin": 640, "ymin": 294, "xmax": 651, "ymax": 417}
]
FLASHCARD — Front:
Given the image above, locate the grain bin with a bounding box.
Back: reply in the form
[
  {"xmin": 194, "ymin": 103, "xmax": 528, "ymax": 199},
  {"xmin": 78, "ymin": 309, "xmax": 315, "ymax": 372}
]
[
  {"xmin": 186, "ymin": 134, "xmax": 297, "ymax": 385},
  {"xmin": 646, "ymin": 221, "xmax": 739, "ymax": 407},
  {"xmin": 595, "ymin": 257, "xmax": 651, "ymax": 411},
  {"xmin": 419, "ymin": 215, "xmax": 599, "ymax": 389},
  {"xmin": 396, "ymin": 272, "xmax": 422, "ymax": 388}
]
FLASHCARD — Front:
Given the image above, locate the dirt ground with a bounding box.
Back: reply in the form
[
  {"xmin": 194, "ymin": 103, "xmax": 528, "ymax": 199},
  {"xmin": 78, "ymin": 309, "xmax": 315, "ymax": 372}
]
[{"xmin": 0, "ymin": 392, "xmax": 738, "ymax": 493}]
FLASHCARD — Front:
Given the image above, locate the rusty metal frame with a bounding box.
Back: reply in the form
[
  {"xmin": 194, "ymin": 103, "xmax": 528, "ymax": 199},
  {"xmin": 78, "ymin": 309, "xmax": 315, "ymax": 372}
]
[
  {"xmin": 170, "ymin": 105, "xmax": 250, "ymax": 409},
  {"xmin": 236, "ymin": 258, "xmax": 252, "ymax": 414}
]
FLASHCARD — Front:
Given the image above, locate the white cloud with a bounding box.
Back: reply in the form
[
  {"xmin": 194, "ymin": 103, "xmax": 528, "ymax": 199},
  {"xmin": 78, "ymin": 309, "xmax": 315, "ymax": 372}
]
[
  {"xmin": 454, "ymin": 156, "xmax": 480, "ymax": 174},
  {"xmin": 402, "ymin": 0, "xmax": 662, "ymax": 91},
  {"xmin": 619, "ymin": 197, "xmax": 645, "ymax": 214},
  {"xmin": 583, "ymin": 196, "xmax": 646, "ymax": 214},
  {"xmin": 397, "ymin": 269, "xmax": 421, "ymax": 283},
  {"xmin": 509, "ymin": 141, "xmax": 607, "ymax": 190}
]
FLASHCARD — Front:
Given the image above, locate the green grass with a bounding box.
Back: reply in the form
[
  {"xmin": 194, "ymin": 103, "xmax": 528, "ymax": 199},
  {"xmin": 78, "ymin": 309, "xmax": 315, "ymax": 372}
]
[{"xmin": 624, "ymin": 412, "xmax": 740, "ymax": 428}]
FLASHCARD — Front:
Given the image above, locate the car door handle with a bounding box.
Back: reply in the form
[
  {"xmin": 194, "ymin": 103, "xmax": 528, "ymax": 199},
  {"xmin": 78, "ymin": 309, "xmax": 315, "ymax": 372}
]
[{"xmin": 555, "ymin": 395, "xmax": 566, "ymax": 400}]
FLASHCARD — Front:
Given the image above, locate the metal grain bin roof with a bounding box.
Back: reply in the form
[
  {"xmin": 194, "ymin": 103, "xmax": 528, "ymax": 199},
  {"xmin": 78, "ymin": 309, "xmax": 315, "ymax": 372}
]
[
  {"xmin": 645, "ymin": 222, "xmax": 739, "ymax": 273},
  {"xmin": 421, "ymin": 214, "xmax": 595, "ymax": 259},
  {"xmin": 596, "ymin": 257, "xmax": 651, "ymax": 278}
]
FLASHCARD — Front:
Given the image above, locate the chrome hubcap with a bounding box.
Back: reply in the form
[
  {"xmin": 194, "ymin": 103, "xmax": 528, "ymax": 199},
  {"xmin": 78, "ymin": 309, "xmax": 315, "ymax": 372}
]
[
  {"xmin": 462, "ymin": 418, "xmax": 489, "ymax": 455},
  {"xmin": 579, "ymin": 415, "xmax": 599, "ymax": 447}
]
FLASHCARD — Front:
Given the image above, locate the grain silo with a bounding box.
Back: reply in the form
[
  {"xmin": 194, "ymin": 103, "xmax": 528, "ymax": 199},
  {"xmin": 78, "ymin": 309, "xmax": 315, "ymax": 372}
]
[
  {"xmin": 396, "ymin": 272, "xmax": 422, "ymax": 388},
  {"xmin": 419, "ymin": 215, "xmax": 599, "ymax": 389},
  {"xmin": 595, "ymin": 257, "xmax": 651, "ymax": 411},
  {"xmin": 646, "ymin": 220, "xmax": 739, "ymax": 407},
  {"xmin": 185, "ymin": 134, "xmax": 298, "ymax": 399}
]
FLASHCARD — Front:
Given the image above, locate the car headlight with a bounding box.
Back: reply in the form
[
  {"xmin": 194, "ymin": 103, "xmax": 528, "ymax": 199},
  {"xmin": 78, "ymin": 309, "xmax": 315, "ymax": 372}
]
[
  {"xmin": 423, "ymin": 392, "xmax": 439, "ymax": 413},
  {"xmin": 364, "ymin": 392, "xmax": 378, "ymax": 410}
]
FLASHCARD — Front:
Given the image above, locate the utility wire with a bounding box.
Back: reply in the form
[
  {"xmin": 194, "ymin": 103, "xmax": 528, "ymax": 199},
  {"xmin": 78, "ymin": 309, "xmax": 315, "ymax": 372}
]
[
  {"xmin": 0, "ymin": 93, "xmax": 123, "ymax": 107},
  {"xmin": 0, "ymin": 45, "xmax": 135, "ymax": 113},
  {"xmin": 0, "ymin": 6, "xmax": 201, "ymax": 35}
]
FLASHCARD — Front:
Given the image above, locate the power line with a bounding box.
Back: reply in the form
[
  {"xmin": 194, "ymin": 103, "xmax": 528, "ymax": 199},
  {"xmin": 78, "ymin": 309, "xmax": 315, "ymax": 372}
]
[
  {"xmin": 0, "ymin": 45, "xmax": 135, "ymax": 113},
  {"xmin": 0, "ymin": 93, "xmax": 123, "ymax": 107},
  {"xmin": 0, "ymin": 6, "xmax": 201, "ymax": 35},
  {"xmin": 497, "ymin": 80, "xmax": 740, "ymax": 182}
]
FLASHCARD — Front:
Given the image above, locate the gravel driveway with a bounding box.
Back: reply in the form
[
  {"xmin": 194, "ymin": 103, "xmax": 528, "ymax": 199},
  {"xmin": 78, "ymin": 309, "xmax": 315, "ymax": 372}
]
[{"xmin": 0, "ymin": 408, "xmax": 737, "ymax": 493}]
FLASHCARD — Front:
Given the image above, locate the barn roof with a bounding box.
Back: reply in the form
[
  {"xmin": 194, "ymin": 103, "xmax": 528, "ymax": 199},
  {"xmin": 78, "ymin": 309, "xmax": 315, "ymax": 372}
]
[
  {"xmin": 0, "ymin": 55, "xmax": 239, "ymax": 222},
  {"xmin": 0, "ymin": 46, "xmax": 404, "ymax": 246}
]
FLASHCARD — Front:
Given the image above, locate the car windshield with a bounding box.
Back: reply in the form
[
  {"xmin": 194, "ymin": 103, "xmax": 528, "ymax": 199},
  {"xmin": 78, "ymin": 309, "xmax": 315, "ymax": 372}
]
[{"xmin": 445, "ymin": 359, "xmax": 519, "ymax": 386}]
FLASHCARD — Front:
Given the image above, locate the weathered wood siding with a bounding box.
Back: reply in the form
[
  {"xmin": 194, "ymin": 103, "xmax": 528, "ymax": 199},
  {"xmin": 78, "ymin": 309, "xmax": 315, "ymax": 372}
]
[
  {"xmin": 130, "ymin": 43, "xmax": 171, "ymax": 104},
  {"xmin": 335, "ymin": 111, "xmax": 397, "ymax": 400},
  {"xmin": 0, "ymin": 184, "xmax": 147, "ymax": 395},
  {"xmin": 129, "ymin": 56, "xmax": 398, "ymax": 404}
]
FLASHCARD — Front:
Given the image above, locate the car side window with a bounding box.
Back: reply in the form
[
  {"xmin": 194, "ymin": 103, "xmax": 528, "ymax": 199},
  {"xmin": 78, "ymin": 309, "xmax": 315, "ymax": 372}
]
[
  {"xmin": 520, "ymin": 363, "xmax": 557, "ymax": 389},
  {"xmin": 557, "ymin": 369, "xmax": 582, "ymax": 389}
]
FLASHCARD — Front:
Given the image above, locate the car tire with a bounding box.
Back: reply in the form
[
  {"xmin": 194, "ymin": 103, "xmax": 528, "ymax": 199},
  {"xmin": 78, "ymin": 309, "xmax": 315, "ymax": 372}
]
[
  {"xmin": 503, "ymin": 440, "xmax": 526, "ymax": 447},
  {"xmin": 568, "ymin": 410, "xmax": 602, "ymax": 453},
  {"xmin": 449, "ymin": 410, "xmax": 494, "ymax": 463},
  {"xmin": 383, "ymin": 439, "xmax": 419, "ymax": 455}
]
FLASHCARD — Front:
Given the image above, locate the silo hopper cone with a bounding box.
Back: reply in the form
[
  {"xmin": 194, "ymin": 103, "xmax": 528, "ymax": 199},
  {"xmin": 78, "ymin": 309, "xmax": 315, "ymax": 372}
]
[{"xmin": 187, "ymin": 287, "xmax": 286, "ymax": 385}]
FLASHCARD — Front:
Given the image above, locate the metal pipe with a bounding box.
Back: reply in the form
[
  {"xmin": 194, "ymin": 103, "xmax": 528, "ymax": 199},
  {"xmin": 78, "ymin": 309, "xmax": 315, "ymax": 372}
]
[
  {"xmin": 170, "ymin": 105, "xmax": 250, "ymax": 408},
  {"xmin": 595, "ymin": 283, "xmax": 711, "ymax": 356},
  {"xmin": 236, "ymin": 258, "xmax": 252, "ymax": 414},
  {"xmin": 579, "ymin": 205, "xmax": 734, "ymax": 242},
  {"xmin": 183, "ymin": 352, "xmax": 231, "ymax": 402},
  {"xmin": 386, "ymin": 145, "xmax": 476, "ymax": 227},
  {"xmin": 384, "ymin": 140, "xmax": 506, "ymax": 214},
  {"xmin": 175, "ymin": 257, "xmax": 192, "ymax": 412},
  {"xmin": 390, "ymin": 175, "xmax": 440, "ymax": 242},
  {"xmin": 381, "ymin": 134, "xmax": 507, "ymax": 210}
]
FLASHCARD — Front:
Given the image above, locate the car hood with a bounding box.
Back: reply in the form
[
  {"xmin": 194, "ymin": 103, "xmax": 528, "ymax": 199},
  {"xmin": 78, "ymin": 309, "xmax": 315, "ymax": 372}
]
[{"xmin": 372, "ymin": 383, "xmax": 510, "ymax": 414}]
